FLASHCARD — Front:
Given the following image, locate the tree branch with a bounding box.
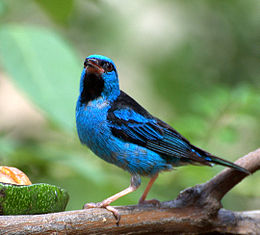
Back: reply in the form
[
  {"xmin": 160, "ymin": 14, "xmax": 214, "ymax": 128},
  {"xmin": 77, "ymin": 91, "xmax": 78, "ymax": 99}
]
[{"xmin": 0, "ymin": 149, "xmax": 259, "ymax": 234}]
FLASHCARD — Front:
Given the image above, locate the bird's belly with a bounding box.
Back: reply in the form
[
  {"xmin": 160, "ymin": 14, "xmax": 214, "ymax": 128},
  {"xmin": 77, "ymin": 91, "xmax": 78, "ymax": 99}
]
[
  {"xmin": 109, "ymin": 140, "xmax": 173, "ymax": 176},
  {"xmin": 76, "ymin": 103, "xmax": 172, "ymax": 176}
]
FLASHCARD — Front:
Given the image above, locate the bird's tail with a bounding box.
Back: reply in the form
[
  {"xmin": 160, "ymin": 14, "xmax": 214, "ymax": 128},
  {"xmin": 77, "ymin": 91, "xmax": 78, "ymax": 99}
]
[{"xmin": 191, "ymin": 145, "xmax": 250, "ymax": 175}]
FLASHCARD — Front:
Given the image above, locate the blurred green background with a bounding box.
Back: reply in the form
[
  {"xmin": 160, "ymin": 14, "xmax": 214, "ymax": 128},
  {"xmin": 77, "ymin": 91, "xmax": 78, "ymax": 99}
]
[{"xmin": 0, "ymin": 0, "xmax": 259, "ymax": 212}]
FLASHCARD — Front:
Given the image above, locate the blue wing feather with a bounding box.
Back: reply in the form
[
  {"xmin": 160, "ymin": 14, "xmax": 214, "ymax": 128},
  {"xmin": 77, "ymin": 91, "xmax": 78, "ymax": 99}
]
[
  {"xmin": 108, "ymin": 90, "xmax": 250, "ymax": 172},
  {"xmin": 107, "ymin": 91, "xmax": 211, "ymax": 166}
]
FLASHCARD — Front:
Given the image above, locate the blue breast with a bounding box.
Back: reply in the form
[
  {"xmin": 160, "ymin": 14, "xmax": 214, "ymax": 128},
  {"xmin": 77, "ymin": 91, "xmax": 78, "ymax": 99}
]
[{"xmin": 76, "ymin": 98, "xmax": 173, "ymax": 176}]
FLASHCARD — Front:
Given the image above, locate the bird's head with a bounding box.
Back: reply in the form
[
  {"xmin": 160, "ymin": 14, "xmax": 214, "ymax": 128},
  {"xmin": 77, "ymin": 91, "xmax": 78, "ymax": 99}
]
[{"xmin": 79, "ymin": 55, "xmax": 120, "ymax": 105}]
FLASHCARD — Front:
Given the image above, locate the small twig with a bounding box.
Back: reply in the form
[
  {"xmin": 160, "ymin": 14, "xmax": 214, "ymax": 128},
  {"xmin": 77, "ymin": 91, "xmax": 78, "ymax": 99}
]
[
  {"xmin": 203, "ymin": 149, "xmax": 260, "ymax": 201},
  {"xmin": 161, "ymin": 149, "xmax": 260, "ymax": 212}
]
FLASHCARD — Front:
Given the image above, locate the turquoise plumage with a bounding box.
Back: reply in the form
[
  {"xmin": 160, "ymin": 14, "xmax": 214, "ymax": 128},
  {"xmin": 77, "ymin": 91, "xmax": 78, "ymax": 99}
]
[{"xmin": 76, "ymin": 54, "xmax": 249, "ymax": 222}]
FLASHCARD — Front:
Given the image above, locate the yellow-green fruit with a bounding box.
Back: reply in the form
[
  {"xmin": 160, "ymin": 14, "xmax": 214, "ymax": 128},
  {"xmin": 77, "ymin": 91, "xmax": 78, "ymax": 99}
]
[{"xmin": 0, "ymin": 183, "xmax": 69, "ymax": 215}]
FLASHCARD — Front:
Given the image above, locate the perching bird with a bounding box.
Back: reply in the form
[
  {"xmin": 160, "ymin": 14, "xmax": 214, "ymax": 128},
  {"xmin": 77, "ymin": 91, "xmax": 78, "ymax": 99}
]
[{"xmin": 76, "ymin": 54, "xmax": 249, "ymax": 222}]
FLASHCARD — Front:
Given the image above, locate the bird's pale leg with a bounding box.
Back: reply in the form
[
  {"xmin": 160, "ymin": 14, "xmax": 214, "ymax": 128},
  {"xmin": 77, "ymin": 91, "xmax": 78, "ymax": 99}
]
[
  {"xmin": 138, "ymin": 173, "xmax": 160, "ymax": 206},
  {"xmin": 84, "ymin": 175, "xmax": 141, "ymax": 223}
]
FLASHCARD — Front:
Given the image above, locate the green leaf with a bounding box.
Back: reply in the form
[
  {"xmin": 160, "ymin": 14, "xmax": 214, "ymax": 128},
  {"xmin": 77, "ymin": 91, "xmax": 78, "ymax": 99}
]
[
  {"xmin": 35, "ymin": 0, "xmax": 74, "ymax": 25},
  {"xmin": 0, "ymin": 25, "xmax": 81, "ymax": 131}
]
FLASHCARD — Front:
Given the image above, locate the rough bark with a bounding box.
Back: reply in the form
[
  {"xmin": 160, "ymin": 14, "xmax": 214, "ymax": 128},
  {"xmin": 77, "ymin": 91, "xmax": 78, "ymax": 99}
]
[{"xmin": 0, "ymin": 149, "xmax": 259, "ymax": 235}]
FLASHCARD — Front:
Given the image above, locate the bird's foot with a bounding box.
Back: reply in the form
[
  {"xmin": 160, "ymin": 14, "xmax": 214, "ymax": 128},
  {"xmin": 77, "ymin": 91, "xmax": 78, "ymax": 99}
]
[
  {"xmin": 138, "ymin": 199, "xmax": 161, "ymax": 207},
  {"xmin": 84, "ymin": 202, "xmax": 121, "ymax": 225}
]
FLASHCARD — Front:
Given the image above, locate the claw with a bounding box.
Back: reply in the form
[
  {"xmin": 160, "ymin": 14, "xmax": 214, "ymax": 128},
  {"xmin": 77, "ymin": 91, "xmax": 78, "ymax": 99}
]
[
  {"xmin": 106, "ymin": 205, "xmax": 121, "ymax": 225},
  {"xmin": 83, "ymin": 202, "xmax": 102, "ymax": 209},
  {"xmin": 139, "ymin": 199, "xmax": 161, "ymax": 207},
  {"xmin": 83, "ymin": 202, "xmax": 121, "ymax": 225}
]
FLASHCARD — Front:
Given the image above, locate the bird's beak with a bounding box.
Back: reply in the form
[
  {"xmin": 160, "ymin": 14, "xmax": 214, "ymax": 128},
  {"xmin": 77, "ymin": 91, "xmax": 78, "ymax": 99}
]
[{"xmin": 85, "ymin": 59, "xmax": 105, "ymax": 75}]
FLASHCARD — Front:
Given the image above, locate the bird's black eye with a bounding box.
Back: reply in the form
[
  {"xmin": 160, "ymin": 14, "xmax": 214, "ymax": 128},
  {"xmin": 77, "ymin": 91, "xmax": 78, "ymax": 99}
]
[{"xmin": 106, "ymin": 63, "xmax": 113, "ymax": 72}]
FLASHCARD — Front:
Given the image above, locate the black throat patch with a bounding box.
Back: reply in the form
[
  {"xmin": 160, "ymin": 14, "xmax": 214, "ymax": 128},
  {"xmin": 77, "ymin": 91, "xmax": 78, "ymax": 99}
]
[{"xmin": 80, "ymin": 72, "xmax": 104, "ymax": 105}]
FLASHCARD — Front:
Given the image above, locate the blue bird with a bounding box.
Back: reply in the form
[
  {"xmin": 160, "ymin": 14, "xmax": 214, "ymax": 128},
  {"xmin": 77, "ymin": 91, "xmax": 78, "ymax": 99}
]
[{"xmin": 76, "ymin": 54, "xmax": 249, "ymax": 221}]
